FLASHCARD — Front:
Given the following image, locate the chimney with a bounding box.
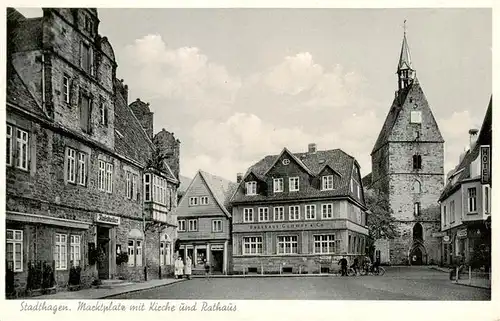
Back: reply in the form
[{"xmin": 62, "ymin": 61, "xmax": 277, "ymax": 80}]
[
  {"xmin": 236, "ymin": 173, "xmax": 243, "ymax": 183},
  {"xmin": 469, "ymin": 128, "xmax": 479, "ymax": 150},
  {"xmin": 308, "ymin": 143, "xmax": 317, "ymax": 154}
]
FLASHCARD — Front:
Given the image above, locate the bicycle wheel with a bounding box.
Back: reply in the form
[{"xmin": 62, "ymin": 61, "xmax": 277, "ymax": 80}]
[
  {"xmin": 378, "ymin": 267, "xmax": 386, "ymax": 276},
  {"xmin": 347, "ymin": 268, "xmax": 355, "ymax": 276},
  {"xmin": 359, "ymin": 269, "xmax": 367, "ymax": 276}
]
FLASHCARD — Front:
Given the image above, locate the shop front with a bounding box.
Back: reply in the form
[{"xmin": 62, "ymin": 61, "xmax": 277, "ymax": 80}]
[
  {"xmin": 178, "ymin": 240, "xmax": 229, "ymax": 274},
  {"xmin": 93, "ymin": 213, "xmax": 121, "ymax": 280}
]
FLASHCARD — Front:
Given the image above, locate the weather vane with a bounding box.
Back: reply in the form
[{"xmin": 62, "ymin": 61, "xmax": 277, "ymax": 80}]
[{"xmin": 403, "ymin": 19, "xmax": 407, "ymax": 35}]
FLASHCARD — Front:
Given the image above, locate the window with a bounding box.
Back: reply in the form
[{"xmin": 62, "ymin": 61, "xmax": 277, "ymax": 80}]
[
  {"xmin": 277, "ymin": 236, "xmax": 298, "ymax": 254},
  {"xmin": 136, "ymin": 240, "xmax": 142, "ymax": 266},
  {"xmin": 289, "ymin": 205, "xmax": 300, "ymax": 221},
  {"xmin": 84, "ymin": 15, "xmax": 94, "ymax": 34},
  {"xmin": 305, "ymin": 205, "xmax": 316, "ymax": 220},
  {"xmin": 80, "ymin": 42, "xmax": 93, "ymax": 75},
  {"xmin": 258, "ymin": 207, "xmax": 269, "ymax": 222},
  {"xmin": 99, "ymin": 103, "xmax": 108, "ymax": 126},
  {"xmin": 243, "ymin": 236, "xmax": 262, "ymax": 255},
  {"xmin": 243, "ymin": 208, "xmax": 254, "ymax": 223},
  {"xmin": 128, "ymin": 240, "xmax": 135, "ymax": 267},
  {"xmin": 274, "ymin": 207, "xmax": 284, "ymax": 221},
  {"xmin": 450, "ymin": 200, "xmax": 455, "ymax": 223},
  {"xmin": 66, "ymin": 148, "xmax": 76, "ymax": 183},
  {"xmin": 443, "ymin": 205, "xmax": 447, "ymax": 226},
  {"xmin": 6, "ymin": 229, "xmax": 23, "ymax": 272},
  {"xmin": 200, "ymin": 196, "xmax": 209, "ymax": 205},
  {"xmin": 178, "ymin": 219, "xmax": 186, "ymax": 232},
  {"xmin": 468, "ymin": 187, "xmax": 477, "ymax": 212},
  {"xmin": 483, "ymin": 185, "xmax": 491, "ymax": 214},
  {"xmin": 79, "ymin": 94, "xmax": 91, "ymax": 133},
  {"xmin": 77, "ymin": 153, "xmax": 87, "ymax": 186},
  {"xmin": 314, "ymin": 235, "xmax": 338, "ymax": 254},
  {"xmin": 321, "ymin": 203, "xmax": 333, "ymax": 219},
  {"xmin": 160, "ymin": 241, "xmax": 171, "ymax": 266},
  {"xmin": 414, "ymin": 202, "xmax": 421, "ymax": 216},
  {"xmin": 70, "ymin": 235, "xmax": 81, "ymax": 267},
  {"xmin": 63, "ymin": 75, "xmax": 70, "ymax": 103},
  {"xmin": 413, "ymin": 180, "xmax": 421, "ymax": 193},
  {"xmin": 126, "ymin": 172, "xmax": 137, "ymax": 199},
  {"xmin": 246, "ymin": 181, "xmax": 257, "ymax": 195},
  {"xmin": 98, "ymin": 160, "xmax": 105, "ymax": 191},
  {"xmin": 105, "ymin": 163, "xmax": 113, "ymax": 193},
  {"xmin": 54, "ymin": 234, "xmax": 67, "ymax": 270},
  {"xmin": 149, "ymin": 175, "xmax": 167, "ymax": 205},
  {"xmin": 212, "ymin": 220, "xmax": 223, "ymax": 232},
  {"xmin": 410, "ymin": 111, "xmax": 422, "ymax": 124},
  {"xmin": 144, "ymin": 173, "xmax": 151, "ymax": 201},
  {"xmin": 6, "ymin": 125, "xmax": 12, "ymax": 166},
  {"xmin": 188, "ymin": 219, "xmax": 198, "ymax": 231},
  {"xmin": 413, "ymin": 155, "xmax": 422, "ymax": 170},
  {"xmin": 189, "ymin": 197, "xmax": 199, "ymax": 206},
  {"xmin": 15, "ymin": 128, "xmax": 29, "ymax": 170},
  {"xmin": 273, "ymin": 178, "xmax": 283, "ymax": 192},
  {"xmin": 322, "ymin": 175, "xmax": 334, "ymax": 190},
  {"xmin": 132, "ymin": 174, "xmax": 137, "ymax": 200},
  {"xmin": 289, "ymin": 177, "xmax": 299, "ymax": 192}
]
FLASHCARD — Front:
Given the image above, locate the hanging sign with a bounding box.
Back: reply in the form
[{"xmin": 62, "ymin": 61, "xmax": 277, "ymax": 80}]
[
  {"xmin": 443, "ymin": 235, "xmax": 450, "ymax": 243},
  {"xmin": 480, "ymin": 145, "xmax": 491, "ymax": 184}
]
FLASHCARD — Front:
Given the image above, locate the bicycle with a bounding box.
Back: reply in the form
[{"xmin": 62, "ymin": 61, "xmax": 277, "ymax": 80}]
[{"xmin": 359, "ymin": 264, "xmax": 386, "ymax": 276}]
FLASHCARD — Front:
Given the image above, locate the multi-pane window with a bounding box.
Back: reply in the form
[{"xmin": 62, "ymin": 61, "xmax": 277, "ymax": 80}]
[
  {"xmin": 99, "ymin": 103, "xmax": 108, "ymax": 126},
  {"xmin": 128, "ymin": 240, "xmax": 143, "ymax": 267},
  {"xmin": 144, "ymin": 173, "xmax": 151, "ymax": 201},
  {"xmin": 6, "ymin": 125, "xmax": 12, "ymax": 166},
  {"xmin": 246, "ymin": 181, "xmax": 257, "ymax": 195},
  {"xmin": 274, "ymin": 206, "xmax": 284, "ymax": 221},
  {"xmin": 212, "ymin": 220, "xmax": 223, "ymax": 232},
  {"xmin": 243, "ymin": 236, "xmax": 262, "ymax": 255},
  {"xmin": 77, "ymin": 153, "xmax": 87, "ymax": 186},
  {"xmin": 98, "ymin": 160, "xmax": 105, "ymax": 191},
  {"xmin": 151, "ymin": 175, "xmax": 167, "ymax": 205},
  {"xmin": 313, "ymin": 235, "xmax": 338, "ymax": 254},
  {"xmin": 414, "ymin": 202, "xmax": 421, "ymax": 216},
  {"xmin": 243, "ymin": 208, "xmax": 254, "ymax": 223},
  {"xmin": 277, "ymin": 236, "xmax": 298, "ymax": 254},
  {"xmin": 66, "ymin": 148, "xmax": 76, "ymax": 183},
  {"xmin": 105, "ymin": 163, "xmax": 113, "ymax": 193},
  {"xmin": 63, "ymin": 75, "xmax": 70, "ymax": 103},
  {"xmin": 178, "ymin": 219, "xmax": 186, "ymax": 232},
  {"xmin": 189, "ymin": 197, "xmax": 198, "ymax": 206},
  {"xmin": 70, "ymin": 235, "xmax": 81, "ymax": 267},
  {"xmin": 128, "ymin": 240, "xmax": 135, "ymax": 267},
  {"xmin": 289, "ymin": 205, "xmax": 300, "ymax": 221},
  {"xmin": 188, "ymin": 219, "xmax": 198, "ymax": 231},
  {"xmin": 322, "ymin": 175, "xmax": 334, "ymax": 190},
  {"xmin": 135, "ymin": 240, "xmax": 142, "ymax": 266},
  {"xmin": 468, "ymin": 187, "xmax": 477, "ymax": 212},
  {"xmin": 79, "ymin": 94, "xmax": 91, "ymax": 133},
  {"xmin": 126, "ymin": 172, "xmax": 137, "ymax": 200},
  {"xmin": 54, "ymin": 234, "xmax": 67, "ymax": 270},
  {"xmin": 16, "ymin": 128, "xmax": 29, "ymax": 170},
  {"xmin": 200, "ymin": 196, "xmax": 209, "ymax": 205},
  {"xmin": 289, "ymin": 177, "xmax": 299, "ymax": 192},
  {"xmin": 258, "ymin": 207, "xmax": 269, "ymax": 222},
  {"xmin": 160, "ymin": 241, "xmax": 171, "ymax": 266},
  {"xmin": 80, "ymin": 42, "xmax": 94, "ymax": 75},
  {"xmin": 321, "ymin": 203, "xmax": 333, "ymax": 219},
  {"xmin": 305, "ymin": 205, "xmax": 316, "ymax": 220},
  {"xmin": 273, "ymin": 178, "xmax": 283, "ymax": 192},
  {"xmin": 6, "ymin": 229, "xmax": 23, "ymax": 272},
  {"xmin": 413, "ymin": 155, "xmax": 422, "ymax": 170}
]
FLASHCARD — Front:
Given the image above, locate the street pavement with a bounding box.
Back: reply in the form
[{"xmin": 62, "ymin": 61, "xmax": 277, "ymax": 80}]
[{"xmin": 109, "ymin": 266, "xmax": 490, "ymax": 300}]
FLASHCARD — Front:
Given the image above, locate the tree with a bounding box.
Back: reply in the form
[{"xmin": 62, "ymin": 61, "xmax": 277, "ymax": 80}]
[{"xmin": 364, "ymin": 189, "xmax": 399, "ymax": 259}]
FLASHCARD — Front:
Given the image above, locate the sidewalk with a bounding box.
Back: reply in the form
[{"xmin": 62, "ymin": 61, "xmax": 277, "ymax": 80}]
[
  {"xmin": 428, "ymin": 265, "xmax": 491, "ymax": 290},
  {"xmin": 21, "ymin": 278, "xmax": 184, "ymax": 300}
]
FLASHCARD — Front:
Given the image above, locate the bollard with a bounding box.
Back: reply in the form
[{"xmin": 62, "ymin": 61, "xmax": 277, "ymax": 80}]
[
  {"xmin": 455, "ymin": 267, "xmax": 459, "ymax": 283},
  {"xmin": 469, "ymin": 266, "xmax": 472, "ymax": 285}
]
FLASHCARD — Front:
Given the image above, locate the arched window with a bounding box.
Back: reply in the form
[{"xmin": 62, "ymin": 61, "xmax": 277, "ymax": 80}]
[
  {"xmin": 128, "ymin": 229, "xmax": 143, "ymax": 267},
  {"xmin": 412, "ymin": 180, "xmax": 422, "ymax": 193},
  {"xmin": 413, "ymin": 223, "xmax": 423, "ymax": 242}
]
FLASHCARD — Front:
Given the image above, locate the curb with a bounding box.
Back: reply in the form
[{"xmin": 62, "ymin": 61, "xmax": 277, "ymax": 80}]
[
  {"xmin": 452, "ymin": 282, "xmax": 491, "ymax": 290},
  {"xmin": 101, "ymin": 279, "xmax": 186, "ymax": 299}
]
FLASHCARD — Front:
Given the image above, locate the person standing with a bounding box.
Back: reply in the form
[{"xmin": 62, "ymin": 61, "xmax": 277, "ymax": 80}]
[
  {"xmin": 184, "ymin": 255, "xmax": 193, "ymax": 280},
  {"xmin": 338, "ymin": 256, "xmax": 348, "ymax": 276},
  {"xmin": 204, "ymin": 258, "xmax": 210, "ymax": 279},
  {"xmin": 174, "ymin": 256, "xmax": 184, "ymax": 279}
]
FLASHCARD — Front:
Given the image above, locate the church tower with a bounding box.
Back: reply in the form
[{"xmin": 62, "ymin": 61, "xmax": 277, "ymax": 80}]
[{"xmin": 369, "ymin": 27, "xmax": 445, "ymax": 265}]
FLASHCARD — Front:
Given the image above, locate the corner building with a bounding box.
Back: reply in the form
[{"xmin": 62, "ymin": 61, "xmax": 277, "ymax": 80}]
[{"xmin": 230, "ymin": 144, "xmax": 369, "ymax": 274}]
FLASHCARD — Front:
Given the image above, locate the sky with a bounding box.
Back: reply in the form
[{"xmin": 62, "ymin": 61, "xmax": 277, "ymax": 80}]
[{"xmin": 17, "ymin": 8, "xmax": 492, "ymax": 181}]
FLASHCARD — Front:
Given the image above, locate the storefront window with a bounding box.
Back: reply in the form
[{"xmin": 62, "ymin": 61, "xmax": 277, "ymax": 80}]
[
  {"xmin": 6, "ymin": 229, "xmax": 23, "ymax": 272},
  {"xmin": 277, "ymin": 236, "xmax": 298, "ymax": 254},
  {"xmin": 243, "ymin": 236, "xmax": 262, "ymax": 255}
]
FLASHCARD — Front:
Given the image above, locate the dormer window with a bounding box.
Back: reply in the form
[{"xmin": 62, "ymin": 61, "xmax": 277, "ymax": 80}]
[
  {"xmin": 246, "ymin": 181, "xmax": 257, "ymax": 195},
  {"xmin": 322, "ymin": 175, "xmax": 334, "ymax": 190},
  {"xmin": 273, "ymin": 178, "xmax": 283, "ymax": 193},
  {"xmin": 289, "ymin": 177, "xmax": 299, "ymax": 192}
]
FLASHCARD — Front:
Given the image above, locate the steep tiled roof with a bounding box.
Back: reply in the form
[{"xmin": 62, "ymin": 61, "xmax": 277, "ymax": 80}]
[
  {"xmin": 371, "ymin": 85, "xmax": 412, "ymax": 154},
  {"xmin": 6, "ymin": 63, "xmax": 47, "ymax": 119},
  {"xmin": 199, "ymin": 171, "xmax": 238, "ymax": 217},
  {"xmin": 439, "ymin": 97, "xmax": 492, "ymax": 201},
  {"xmin": 232, "ymin": 148, "xmax": 361, "ymax": 204}
]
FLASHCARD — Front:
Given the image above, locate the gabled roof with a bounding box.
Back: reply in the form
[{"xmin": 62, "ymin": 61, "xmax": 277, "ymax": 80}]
[
  {"xmin": 232, "ymin": 148, "xmax": 363, "ymax": 204},
  {"xmin": 264, "ymin": 147, "xmax": 314, "ymax": 176},
  {"xmin": 6, "ymin": 63, "xmax": 47, "ymax": 119},
  {"xmin": 439, "ymin": 97, "xmax": 492, "ymax": 201}
]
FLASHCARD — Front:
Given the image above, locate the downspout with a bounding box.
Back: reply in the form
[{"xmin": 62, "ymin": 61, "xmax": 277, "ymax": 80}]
[{"xmin": 41, "ymin": 53, "xmax": 46, "ymax": 112}]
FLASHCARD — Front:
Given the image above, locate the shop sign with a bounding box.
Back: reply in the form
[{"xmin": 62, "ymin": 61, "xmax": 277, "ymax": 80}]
[
  {"xmin": 443, "ymin": 235, "xmax": 450, "ymax": 243},
  {"xmin": 432, "ymin": 232, "xmax": 447, "ymax": 237},
  {"xmin": 211, "ymin": 244, "xmax": 224, "ymax": 251},
  {"xmin": 480, "ymin": 145, "xmax": 491, "ymax": 184},
  {"xmin": 457, "ymin": 229, "xmax": 467, "ymax": 238},
  {"xmin": 95, "ymin": 213, "xmax": 120, "ymax": 225}
]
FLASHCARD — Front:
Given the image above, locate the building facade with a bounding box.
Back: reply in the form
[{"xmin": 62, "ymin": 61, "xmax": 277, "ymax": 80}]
[
  {"xmin": 230, "ymin": 144, "xmax": 369, "ymax": 274},
  {"xmin": 175, "ymin": 171, "xmax": 237, "ymax": 274},
  {"xmin": 368, "ymin": 30, "xmax": 445, "ymax": 265},
  {"xmin": 5, "ymin": 8, "xmax": 179, "ymax": 297},
  {"xmin": 438, "ymin": 98, "xmax": 492, "ymax": 268}
]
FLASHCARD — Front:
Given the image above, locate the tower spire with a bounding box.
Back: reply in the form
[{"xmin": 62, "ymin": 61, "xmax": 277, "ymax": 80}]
[{"xmin": 397, "ymin": 20, "xmax": 415, "ymax": 91}]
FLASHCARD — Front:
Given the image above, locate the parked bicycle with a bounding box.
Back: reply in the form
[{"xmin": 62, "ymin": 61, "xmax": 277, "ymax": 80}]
[{"xmin": 347, "ymin": 264, "xmax": 385, "ymax": 276}]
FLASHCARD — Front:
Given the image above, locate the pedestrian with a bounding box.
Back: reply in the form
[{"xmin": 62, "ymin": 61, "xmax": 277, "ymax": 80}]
[
  {"xmin": 204, "ymin": 258, "xmax": 210, "ymax": 279},
  {"xmin": 338, "ymin": 255, "xmax": 348, "ymax": 276},
  {"xmin": 351, "ymin": 257, "xmax": 359, "ymax": 275},
  {"xmin": 184, "ymin": 255, "xmax": 193, "ymax": 280},
  {"xmin": 174, "ymin": 256, "xmax": 184, "ymax": 279}
]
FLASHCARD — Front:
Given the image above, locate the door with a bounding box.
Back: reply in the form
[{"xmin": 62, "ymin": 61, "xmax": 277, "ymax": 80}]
[
  {"xmin": 97, "ymin": 226, "xmax": 110, "ymax": 279},
  {"xmin": 212, "ymin": 250, "xmax": 224, "ymax": 273},
  {"xmin": 410, "ymin": 247, "xmax": 423, "ymax": 265}
]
